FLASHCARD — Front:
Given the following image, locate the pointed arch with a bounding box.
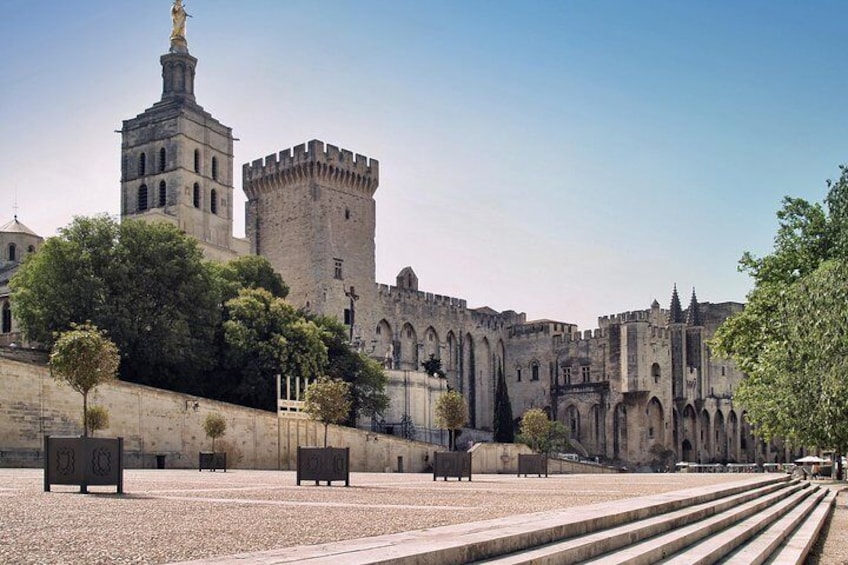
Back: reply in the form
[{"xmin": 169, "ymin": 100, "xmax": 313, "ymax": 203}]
[
  {"xmin": 400, "ymin": 322, "xmax": 418, "ymax": 371},
  {"xmin": 613, "ymin": 403, "xmax": 627, "ymax": 460},
  {"xmin": 647, "ymin": 397, "xmax": 664, "ymax": 445},
  {"xmin": 463, "ymin": 333, "xmax": 476, "ymax": 427},
  {"xmin": 565, "ymin": 404, "xmax": 581, "ymax": 443},
  {"xmin": 728, "ymin": 410, "xmax": 739, "ymax": 463},
  {"xmin": 137, "ymin": 184, "xmax": 148, "ymax": 211},
  {"xmin": 375, "ymin": 319, "xmax": 393, "ymax": 369},
  {"xmin": 700, "ymin": 409, "xmax": 712, "ymax": 463},
  {"xmin": 423, "ymin": 326, "xmax": 440, "ymax": 362},
  {"xmin": 477, "ymin": 336, "xmax": 493, "ymax": 430},
  {"xmin": 714, "ymin": 410, "xmax": 727, "ymax": 463}
]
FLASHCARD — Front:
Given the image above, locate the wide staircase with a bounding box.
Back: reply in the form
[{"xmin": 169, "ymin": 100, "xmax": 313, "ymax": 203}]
[{"xmin": 259, "ymin": 474, "xmax": 836, "ymax": 565}]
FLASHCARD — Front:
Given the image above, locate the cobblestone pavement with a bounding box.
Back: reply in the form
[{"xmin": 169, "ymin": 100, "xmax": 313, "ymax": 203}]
[{"xmin": 0, "ymin": 469, "xmax": 843, "ymax": 564}]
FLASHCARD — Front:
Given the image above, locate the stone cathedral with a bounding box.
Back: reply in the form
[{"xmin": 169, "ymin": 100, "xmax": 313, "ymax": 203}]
[{"xmin": 2, "ymin": 4, "xmax": 781, "ymax": 469}]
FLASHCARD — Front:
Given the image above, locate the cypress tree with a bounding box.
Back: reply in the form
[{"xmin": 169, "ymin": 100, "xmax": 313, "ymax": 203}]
[{"xmin": 493, "ymin": 364, "xmax": 514, "ymax": 443}]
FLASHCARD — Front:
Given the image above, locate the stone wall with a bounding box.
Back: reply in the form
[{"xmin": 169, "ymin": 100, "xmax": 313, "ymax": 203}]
[{"xmin": 0, "ymin": 355, "xmax": 434, "ymax": 472}]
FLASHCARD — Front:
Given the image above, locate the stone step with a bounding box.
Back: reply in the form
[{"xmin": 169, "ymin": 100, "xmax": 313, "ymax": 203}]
[
  {"xmin": 578, "ymin": 480, "xmax": 808, "ymax": 565},
  {"xmin": 764, "ymin": 487, "xmax": 837, "ymax": 565},
  {"xmin": 658, "ymin": 483, "xmax": 817, "ymax": 564},
  {"xmin": 475, "ymin": 480, "xmax": 798, "ymax": 565},
  {"xmin": 719, "ymin": 485, "xmax": 828, "ymax": 565}
]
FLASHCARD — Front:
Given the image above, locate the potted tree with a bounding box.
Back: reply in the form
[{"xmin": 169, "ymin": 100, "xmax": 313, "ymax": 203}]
[
  {"xmin": 433, "ymin": 389, "xmax": 471, "ymax": 480},
  {"xmin": 299, "ymin": 376, "xmax": 352, "ymax": 486},
  {"xmin": 44, "ymin": 323, "xmax": 123, "ymax": 493},
  {"xmin": 516, "ymin": 408, "xmax": 568, "ymax": 477},
  {"xmin": 86, "ymin": 405, "xmax": 110, "ymax": 437},
  {"xmin": 199, "ymin": 413, "xmax": 227, "ymax": 472}
]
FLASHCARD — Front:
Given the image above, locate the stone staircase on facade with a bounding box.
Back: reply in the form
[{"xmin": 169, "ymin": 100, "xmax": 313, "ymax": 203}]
[{"xmin": 207, "ymin": 475, "xmax": 836, "ymax": 565}]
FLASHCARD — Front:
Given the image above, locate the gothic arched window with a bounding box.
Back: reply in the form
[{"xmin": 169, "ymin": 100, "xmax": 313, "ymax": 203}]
[
  {"xmin": 138, "ymin": 152, "xmax": 146, "ymax": 176},
  {"xmin": 194, "ymin": 149, "xmax": 200, "ymax": 173},
  {"xmin": 210, "ymin": 188, "xmax": 218, "ymax": 214},
  {"xmin": 8, "ymin": 243, "xmax": 16, "ymax": 262},
  {"xmin": 158, "ymin": 181, "xmax": 167, "ymax": 207},
  {"xmin": 193, "ymin": 183, "xmax": 200, "ymax": 208},
  {"xmin": 159, "ymin": 147, "xmax": 166, "ymax": 172},
  {"xmin": 138, "ymin": 184, "xmax": 148, "ymax": 211},
  {"xmin": 211, "ymin": 156, "xmax": 218, "ymax": 181}
]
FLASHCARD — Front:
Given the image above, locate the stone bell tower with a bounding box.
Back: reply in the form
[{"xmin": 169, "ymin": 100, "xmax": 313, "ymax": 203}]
[{"xmin": 119, "ymin": 1, "xmax": 247, "ymax": 261}]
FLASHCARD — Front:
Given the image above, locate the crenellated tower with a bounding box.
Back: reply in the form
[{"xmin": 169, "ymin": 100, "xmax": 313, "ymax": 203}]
[
  {"xmin": 119, "ymin": 4, "xmax": 246, "ymax": 261},
  {"xmin": 243, "ymin": 139, "xmax": 380, "ymax": 340}
]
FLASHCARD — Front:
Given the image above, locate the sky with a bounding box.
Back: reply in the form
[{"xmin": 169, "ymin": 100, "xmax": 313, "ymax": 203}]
[{"xmin": 2, "ymin": 0, "xmax": 847, "ymax": 330}]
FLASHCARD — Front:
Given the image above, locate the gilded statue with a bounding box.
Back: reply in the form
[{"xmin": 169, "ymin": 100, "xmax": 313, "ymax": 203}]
[{"xmin": 170, "ymin": 0, "xmax": 190, "ymax": 51}]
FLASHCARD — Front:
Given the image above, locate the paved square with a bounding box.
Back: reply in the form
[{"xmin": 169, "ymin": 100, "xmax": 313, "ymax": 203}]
[{"xmin": 0, "ymin": 468, "xmax": 772, "ymax": 564}]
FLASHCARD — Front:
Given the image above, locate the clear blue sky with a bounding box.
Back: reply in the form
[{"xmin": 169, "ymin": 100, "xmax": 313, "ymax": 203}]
[{"xmin": 2, "ymin": 0, "xmax": 846, "ymax": 329}]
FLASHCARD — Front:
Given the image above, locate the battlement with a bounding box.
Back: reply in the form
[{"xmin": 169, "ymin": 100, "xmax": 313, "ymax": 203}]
[
  {"xmin": 508, "ymin": 320, "xmax": 575, "ymax": 340},
  {"xmin": 377, "ymin": 284, "xmax": 467, "ymax": 309},
  {"xmin": 557, "ymin": 324, "xmax": 670, "ymax": 346},
  {"xmin": 598, "ymin": 309, "xmax": 653, "ymax": 326},
  {"xmin": 243, "ymin": 139, "xmax": 379, "ymax": 197}
]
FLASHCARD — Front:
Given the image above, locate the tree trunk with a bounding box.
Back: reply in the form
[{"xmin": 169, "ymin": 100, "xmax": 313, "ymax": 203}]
[{"xmin": 82, "ymin": 392, "xmax": 88, "ymax": 437}]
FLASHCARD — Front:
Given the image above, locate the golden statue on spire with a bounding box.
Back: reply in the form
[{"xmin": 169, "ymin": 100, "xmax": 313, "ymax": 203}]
[{"xmin": 170, "ymin": 0, "xmax": 190, "ymax": 53}]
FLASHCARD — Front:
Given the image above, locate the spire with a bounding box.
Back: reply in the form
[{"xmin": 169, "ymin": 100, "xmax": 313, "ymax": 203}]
[
  {"xmin": 686, "ymin": 288, "xmax": 702, "ymax": 326},
  {"xmin": 668, "ymin": 284, "xmax": 684, "ymax": 324}
]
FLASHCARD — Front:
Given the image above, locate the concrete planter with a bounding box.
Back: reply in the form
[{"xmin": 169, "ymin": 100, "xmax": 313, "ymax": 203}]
[
  {"xmin": 296, "ymin": 446, "xmax": 350, "ymax": 486},
  {"xmin": 43, "ymin": 435, "xmax": 124, "ymax": 494},
  {"xmin": 433, "ymin": 451, "xmax": 472, "ymax": 481}
]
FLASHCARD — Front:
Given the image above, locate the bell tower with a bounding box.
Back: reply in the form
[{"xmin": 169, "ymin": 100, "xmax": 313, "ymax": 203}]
[{"xmin": 119, "ymin": 1, "xmax": 246, "ymax": 261}]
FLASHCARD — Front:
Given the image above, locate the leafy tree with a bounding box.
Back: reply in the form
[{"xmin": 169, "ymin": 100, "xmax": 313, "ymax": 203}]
[
  {"xmin": 11, "ymin": 216, "xmax": 220, "ymax": 391},
  {"xmin": 303, "ymin": 376, "xmax": 352, "ymax": 447},
  {"xmin": 107, "ymin": 219, "xmax": 220, "ymax": 388},
  {"xmin": 493, "ymin": 365, "xmax": 514, "ymax": 443},
  {"xmin": 421, "ymin": 354, "xmax": 446, "ymax": 378},
  {"xmin": 49, "ymin": 323, "xmax": 120, "ymax": 437},
  {"xmin": 86, "ymin": 405, "xmax": 110, "ymax": 437},
  {"xmin": 312, "ymin": 315, "xmax": 388, "ymax": 424},
  {"xmin": 210, "ymin": 255, "xmax": 289, "ymax": 304},
  {"xmin": 11, "ymin": 215, "xmax": 119, "ymax": 346},
  {"xmin": 203, "ymin": 413, "xmax": 227, "ymax": 452},
  {"xmin": 222, "ymin": 288, "xmax": 328, "ymax": 411},
  {"xmin": 435, "ymin": 389, "xmax": 468, "ymax": 450},
  {"xmin": 713, "ymin": 166, "xmax": 848, "ymax": 480},
  {"xmin": 517, "ymin": 408, "xmax": 569, "ymax": 455}
]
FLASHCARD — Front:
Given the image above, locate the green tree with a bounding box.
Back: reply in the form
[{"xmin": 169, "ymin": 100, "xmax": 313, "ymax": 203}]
[
  {"xmin": 435, "ymin": 389, "xmax": 468, "ymax": 450},
  {"xmin": 517, "ymin": 408, "xmax": 569, "ymax": 455},
  {"xmin": 421, "ymin": 354, "xmax": 446, "ymax": 378},
  {"xmin": 210, "ymin": 255, "xmax": 289, "ymax": 304},
  {"xmin": 203, "ymin": 413, "xmax": 227, "ymax": 452},
  {"xmin": 85, "ymin": 405, "xmax": 110, "ymax": 437},
  {"xmin": 713, "ymin": 166, "xmax": 848, "ymax": 480},
  {"xmin": 10, "ymin": 216, "xmax": 220, "ymax": 391},
  {"xmin": 49, "ymin": 323, "xmax": 120, "ymax": 437},
  {"xmin": 11, "ymin": 215, "xmax": 119, "ymax": 346},
  {"xmin": 303, "ymin": 376, "xmax": 352, "ymax": 447},
  {"xmin": 312, "ymin": 315, "xmax": 388, "ymax": 424},
  {"xmin": 493, "ymin": 365, "xmax": 514, "ymax": 443},
  {"xmin": 222, "ymin": 288, "xmax": 328, "ymax": 411}
]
